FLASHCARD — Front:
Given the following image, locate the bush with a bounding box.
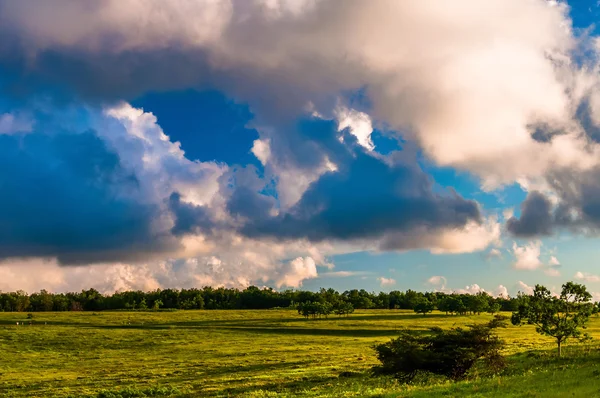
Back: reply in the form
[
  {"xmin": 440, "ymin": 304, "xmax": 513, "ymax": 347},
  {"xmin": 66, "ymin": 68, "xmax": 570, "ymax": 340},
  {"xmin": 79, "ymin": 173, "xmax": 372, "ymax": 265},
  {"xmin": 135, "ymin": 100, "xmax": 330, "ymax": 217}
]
[{"xmin": 373, "ymin": 315, "xmax": 507, "ymax": 381}]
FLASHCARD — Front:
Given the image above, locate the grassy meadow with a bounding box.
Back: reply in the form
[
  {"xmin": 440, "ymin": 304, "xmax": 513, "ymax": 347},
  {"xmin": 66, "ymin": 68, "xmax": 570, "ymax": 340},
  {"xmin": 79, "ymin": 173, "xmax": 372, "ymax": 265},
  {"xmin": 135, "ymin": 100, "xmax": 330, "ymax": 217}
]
[{"xmin": 1, "ymin": 309, "xmax": 600, "ymax": 397}]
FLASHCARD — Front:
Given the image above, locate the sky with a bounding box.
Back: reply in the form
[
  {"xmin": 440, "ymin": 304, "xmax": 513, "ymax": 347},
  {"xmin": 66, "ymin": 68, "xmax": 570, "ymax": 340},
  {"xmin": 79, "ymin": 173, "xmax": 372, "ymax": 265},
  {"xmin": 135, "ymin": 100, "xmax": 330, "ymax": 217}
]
[{"xmin": 1, "ymin": 0, "xmax": 600, "ymax": 297}]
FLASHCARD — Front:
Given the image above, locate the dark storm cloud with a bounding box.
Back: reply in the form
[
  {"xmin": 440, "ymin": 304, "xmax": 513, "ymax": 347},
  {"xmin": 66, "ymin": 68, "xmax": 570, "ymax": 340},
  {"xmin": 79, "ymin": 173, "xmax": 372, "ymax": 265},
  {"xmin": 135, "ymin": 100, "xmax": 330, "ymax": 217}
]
[
  {"xmin": 237, "ymin": 152, "xmax": 481, "ymax": 242},
  {"xmin": 168, "ymin": 192, "xmax": 215, "ymax": 236},
  {"xmin": 0, "ymin": 131, "xmax": 173, "ymax": 264},
  {"xmin": 507, "ymin": 167, "xmax": 600, "ymax": 237},
  {"xmin": 506, "ymin": 191, "xmax": 554, "ymax": 237},
  {"xmin": 215, "ymin": 118, "xmax": 481, "ymax": 243}
]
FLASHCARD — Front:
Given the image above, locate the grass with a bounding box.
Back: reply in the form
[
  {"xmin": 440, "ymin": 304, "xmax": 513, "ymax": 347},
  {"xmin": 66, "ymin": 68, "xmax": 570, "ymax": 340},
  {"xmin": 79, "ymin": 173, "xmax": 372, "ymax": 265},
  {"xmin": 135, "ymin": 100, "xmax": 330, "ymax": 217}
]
[{"xmin": 1, "ymin": 310, "xmax": 600, "ymax": 397}]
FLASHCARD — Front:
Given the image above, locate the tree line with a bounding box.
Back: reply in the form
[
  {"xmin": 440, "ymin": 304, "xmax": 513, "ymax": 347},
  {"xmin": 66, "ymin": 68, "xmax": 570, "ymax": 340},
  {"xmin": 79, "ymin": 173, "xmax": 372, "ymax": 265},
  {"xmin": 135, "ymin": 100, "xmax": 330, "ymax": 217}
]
[{"xmin": 0, "ymin": 286, "xmax": 528, "ymax": 313}]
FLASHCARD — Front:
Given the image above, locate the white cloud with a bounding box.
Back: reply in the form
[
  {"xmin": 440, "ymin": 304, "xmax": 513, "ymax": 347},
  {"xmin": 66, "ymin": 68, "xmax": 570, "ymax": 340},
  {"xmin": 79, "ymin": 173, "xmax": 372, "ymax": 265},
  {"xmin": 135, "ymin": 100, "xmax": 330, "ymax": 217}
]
[
  {"xmin": 512, "ymin": 241, "xmax": 544, "ymax": 270},
  {"xmin": 486, "ymin": 247, "xmax": 502, "ymax": 259},
  {"xmin": 319, "ymin": 271, "xmax": 370, "ymax": 278},
  {"xmin": 493, "ymin": 285, "xmax": 509, "ymax": 298},
  {"xmin": 574, "ymin": 271, "xmax": 600, "ymax": 283},
  {"xmin": 427, "ymin": 275, "xmax": 447, "ymax": 286},
  {"xmin": 548, "ymin": 256, "xmax": 560, "ymax": 266},
  {"xmin": 335, "ymin": 106, "xmax": 374, "ymax": 151},
  {"xmin": 516, "ymin": 281, "xmax": 534, "ymax": 295},
  {"xmin": 544, "ymin": 268, "xmax": 561, "ymax": 277},
  {"xmin": 5, "ymin": 0, "xmax": 600, "ymax": 190},
  {"xmin": 378, "ymin": 277, "xmax": 396, "ymax": 287},
  {"xmin": 4, "ymin": 0, "xmax": 600, "ymax": 291},
  {"xmin": 275, "ymin": 256, "xmax": 318, "ymax": 288},
  {"xmin": 455, "ymin": 284, "xmax": 485, "ymax": 295},
  {"xmin": 251, "ymin": 138, "xmax": 272, "ymax": 166}
]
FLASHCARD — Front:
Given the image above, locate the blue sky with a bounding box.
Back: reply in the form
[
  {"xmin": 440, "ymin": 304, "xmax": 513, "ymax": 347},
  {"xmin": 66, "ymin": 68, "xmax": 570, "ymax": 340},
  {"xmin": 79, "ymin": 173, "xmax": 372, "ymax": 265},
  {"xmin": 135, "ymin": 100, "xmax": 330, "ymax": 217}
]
[{"xmin": 0, "ymin": 0, "xmax": 600, "ymax": 296}]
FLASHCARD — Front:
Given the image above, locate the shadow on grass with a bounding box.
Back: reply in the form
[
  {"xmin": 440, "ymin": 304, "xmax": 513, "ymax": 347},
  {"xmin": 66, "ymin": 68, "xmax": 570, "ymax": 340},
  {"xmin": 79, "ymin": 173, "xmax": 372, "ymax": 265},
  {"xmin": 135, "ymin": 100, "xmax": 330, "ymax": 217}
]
[
  {"xmin": 0, "ymin": 312, "xmax": 485, "ymax": 334},
  {"xmin": 221, "ymin": 326, "xmax": 403, "ymax": 337}
]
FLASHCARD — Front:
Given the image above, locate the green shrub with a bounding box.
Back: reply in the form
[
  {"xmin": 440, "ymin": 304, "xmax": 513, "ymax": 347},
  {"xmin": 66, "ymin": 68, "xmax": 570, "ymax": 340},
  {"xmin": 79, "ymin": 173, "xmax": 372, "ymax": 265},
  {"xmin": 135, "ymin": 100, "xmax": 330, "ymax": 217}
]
[{"xmin": 373, "ymin": 315, "xmax": 507, "ymax": 381}]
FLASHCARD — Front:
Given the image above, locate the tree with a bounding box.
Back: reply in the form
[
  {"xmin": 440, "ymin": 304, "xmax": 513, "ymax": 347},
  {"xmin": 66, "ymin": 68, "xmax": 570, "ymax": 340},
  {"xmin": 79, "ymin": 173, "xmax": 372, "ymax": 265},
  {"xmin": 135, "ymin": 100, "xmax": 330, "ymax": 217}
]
[
  {"xmin": 334, "ymin": 301, "xmax": 354, "ymax": 317},
  {"xmin": 413, "ymin": 299, "xmax": 434, "ymax": 315},
  {"xmin": 487, "ymin": 302, "xmax": 501, "ymax": 315},
  {"xmin": 374, "ymin": 315, "xmax": 507, "ymax": 381},
  {"xmin": 152, "ymin": 299, "xmax": 163, "ymax": 311},
  {"xmin": 511, "ymin": 282, "xmax": 593, "ymax": 356}
]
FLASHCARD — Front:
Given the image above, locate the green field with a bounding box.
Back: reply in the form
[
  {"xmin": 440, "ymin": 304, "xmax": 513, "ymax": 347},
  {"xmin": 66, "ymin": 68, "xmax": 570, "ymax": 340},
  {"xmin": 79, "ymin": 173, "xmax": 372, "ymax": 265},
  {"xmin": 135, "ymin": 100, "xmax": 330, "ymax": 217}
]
[{"xmin": 2, "ymin": 310, "xmax": 600, "ymax": 397}]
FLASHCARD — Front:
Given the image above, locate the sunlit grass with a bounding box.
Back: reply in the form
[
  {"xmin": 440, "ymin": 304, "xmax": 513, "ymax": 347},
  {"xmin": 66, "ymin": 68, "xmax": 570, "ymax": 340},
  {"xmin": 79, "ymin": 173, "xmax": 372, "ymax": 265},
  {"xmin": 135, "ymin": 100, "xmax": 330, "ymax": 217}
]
[{"xmin": 1, "ymin": 310, "xmax": 599, "ymax": 397}]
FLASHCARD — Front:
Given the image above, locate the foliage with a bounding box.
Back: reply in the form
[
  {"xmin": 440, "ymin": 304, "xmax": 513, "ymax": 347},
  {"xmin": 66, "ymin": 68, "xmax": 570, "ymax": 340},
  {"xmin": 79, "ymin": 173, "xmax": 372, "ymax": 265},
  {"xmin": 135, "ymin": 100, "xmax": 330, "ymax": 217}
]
[
  {"xmin": 297, "ymin": 301, "xmax": 333, "ymax": 319},
  {"xmin": 413, "ymin": 299, "xmax": 434, "ymax": 315},
  {"xmin": 373, "ymin": 315, "xmax": 508, "ymax": 381},
  {"xmin": 511, "ymin": 282, "xmax": 593, "ymax": 356},
  {"xmin": 0, "ymin": 286, "xmax": 517, "ymax": 313}
]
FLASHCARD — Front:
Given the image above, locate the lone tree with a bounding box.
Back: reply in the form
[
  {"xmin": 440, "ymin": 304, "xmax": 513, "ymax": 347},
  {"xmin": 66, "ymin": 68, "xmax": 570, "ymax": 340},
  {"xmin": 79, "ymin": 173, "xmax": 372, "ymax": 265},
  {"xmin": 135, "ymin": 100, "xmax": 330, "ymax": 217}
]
[{"xmin": 511, "ymin": 282, "xmax": 593, "ymax": 356}]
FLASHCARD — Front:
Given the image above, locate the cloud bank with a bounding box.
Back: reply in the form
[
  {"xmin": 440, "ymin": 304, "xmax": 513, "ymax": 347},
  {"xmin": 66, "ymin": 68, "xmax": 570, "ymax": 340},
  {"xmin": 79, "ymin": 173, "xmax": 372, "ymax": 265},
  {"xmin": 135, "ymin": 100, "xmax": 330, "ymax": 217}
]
[{"xmin": 0, "ymin": 0, "xmax": 600, "ymax": 291}]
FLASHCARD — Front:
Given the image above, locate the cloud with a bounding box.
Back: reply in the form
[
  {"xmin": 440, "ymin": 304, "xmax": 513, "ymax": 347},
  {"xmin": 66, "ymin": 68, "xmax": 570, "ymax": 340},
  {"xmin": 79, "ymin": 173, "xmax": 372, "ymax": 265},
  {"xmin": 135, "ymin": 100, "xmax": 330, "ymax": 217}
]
[
  {"xmin": 516, "ymin": 281, "xmax": 534, "ymax": 295},
  {"xmin": 0, "ymin": 112, "xmax": 32, "ymax": 134},
  {"xmin": 275, "ymin": 256, "xmax": 318, "ymax": 288},
  {"xmin": 232, "ymin": 118, "xmax": 490, "ymax": 252},
  {"xmin": 455, "ymin": 284, "xmax": 485, "ymax": 295},
  {"xmin": 335, "ymin": 106, "xmax": 374, "ymax": 151},
  {"xmin": 574, "ymin": 271, "xmax": 600, "ymax": 283},
  {"xmin": 3, "ymin": 0, "xmax": 600, "ymax": 290},
  {"xmin": 319, "ymin": 271, "xmax": 370, "ymax": 278},
  {"xmin": 2, "ymin": 0, "xmax": 597, "ymax": 189},
  {"xmin": 486, "ymin": 248, "xmax": 503, "ymax": 260},
  {"xmin": 511, "ymin": 240, "xmax": 562, "ymax": 275},
  {"xmin": 493, "ymin": 285, "xmax": 509, "ymax": 298},
  {"xmin": 506, "ymin": 191, "xmax": 554, "ymax": 237},
  {"xmin": 427, "ymin": 275, "xmax": 447, "ymax": 287},
  {"xmin": 378, "ymin": 277, "xmax": 396, "ymax": 287},
  {"xmin": 512, "ymin": 241, "xmax": 544, "ymax": 270},
  {"xmin": 0, "ymin": 129, "xmax": 174, "ymax": 264}
]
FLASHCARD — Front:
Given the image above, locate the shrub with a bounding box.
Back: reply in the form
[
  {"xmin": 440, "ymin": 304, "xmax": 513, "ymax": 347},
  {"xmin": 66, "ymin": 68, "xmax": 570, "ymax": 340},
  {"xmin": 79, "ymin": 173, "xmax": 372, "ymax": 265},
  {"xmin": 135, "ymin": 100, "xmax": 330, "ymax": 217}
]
[{"xmin": 373, "ymin": 315, "xmax": 507, "ymax": 381}]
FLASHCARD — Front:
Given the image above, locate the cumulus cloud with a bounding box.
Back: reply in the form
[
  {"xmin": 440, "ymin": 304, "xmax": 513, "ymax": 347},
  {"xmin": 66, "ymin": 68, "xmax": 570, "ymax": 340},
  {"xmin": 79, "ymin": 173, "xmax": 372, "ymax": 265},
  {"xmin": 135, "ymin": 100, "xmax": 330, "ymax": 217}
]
[
  {"xmin": 2, "ymin": 0, "xmax": 597, "ymax": 187},
  {"xmin": 427, "ymin": 275, "xmax": 447, "ymax": 287},
  {"xmin": 574, "ymin": 271, "xmax": 600, "ymax": 283},
  {"xmin": 3, "ymin": 0, "xmax": 600, "ymax": 290},
  {"xmin": 493, "ymin": 285, "xmax": 509, "ymax": 298},
  {"xmin": 275, "ymin": 257, "xmax": 318, "ymax": 288},
  {"xmin": 516, "ymin": 281, "xmax": 535, "ymax": 295},
  {"xmin": 506, "ymin": 191, "xmax": 554, "ymax": 237},
  {"xmin": 512, "ymin": 241, "xmax": 544, "ymax": 270},
  {"xmin": 378, "ymin": 277, "xmax": 396, "ymax": 287},
  {"xmin": 455, "ymin": 284, "xmax": 485, "ymax": 295},
  {"xmin": 511, "ymin": 240, "xmax": 562, "ymax": 275}
]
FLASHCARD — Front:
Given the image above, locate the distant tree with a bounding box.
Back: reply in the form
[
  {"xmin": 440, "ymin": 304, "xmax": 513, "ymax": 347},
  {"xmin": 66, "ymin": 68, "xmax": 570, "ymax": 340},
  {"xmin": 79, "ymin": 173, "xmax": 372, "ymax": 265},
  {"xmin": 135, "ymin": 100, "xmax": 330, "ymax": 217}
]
[
  {"xmin": 374, "ymin": 315, "xmax": 507, "ymax": 381},
  {"xmin": 487, "ymin": 302, "xmax": 501, "ymax": 315},
  {"xmin": 413, "ymin": 299, "xmax": 434, "ymax": 315},
  {"xmin": 334, "ymin": 302, "xmax": 354, "ymax": 317},
  {"xmin": 152, "ymin": 299, "xmax": 163, "ymax": 311},
  {"xmin": 469, "ymin": 292, "xmax": 490, "ymax": 315},
  {"xmin": 511, "ymin": 282, "xmax": 593, "ymax": 356},
  {"xmin": 138, "ymin": 298, "xmax": 148, "ymax": 311},
  {"xmin": 437, "ymin": 296, "xmax": 452, "ymax": 315},
  {"xmin": 15, "ymin": 290, "xmax": 30, "ymax": 312}
]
